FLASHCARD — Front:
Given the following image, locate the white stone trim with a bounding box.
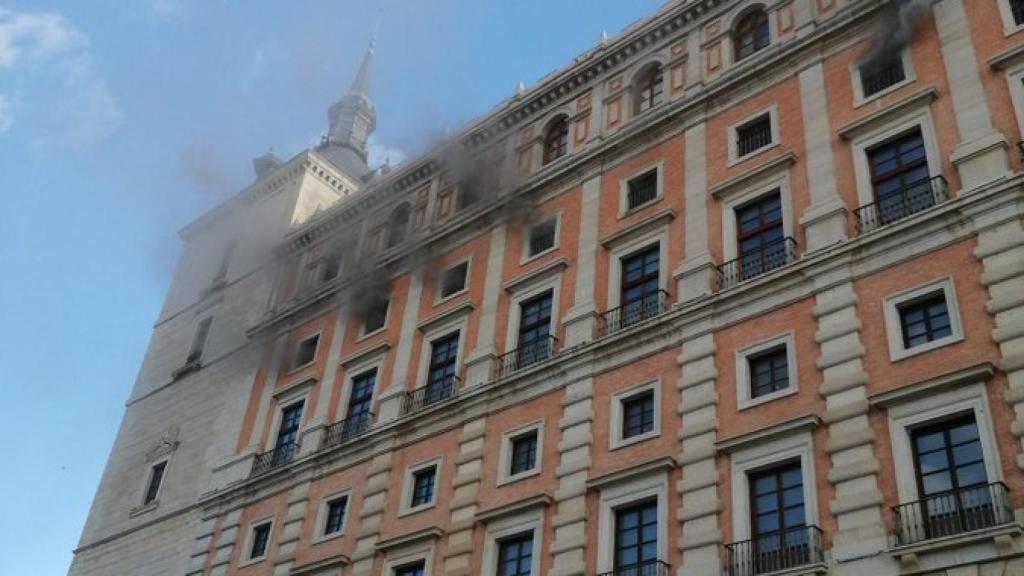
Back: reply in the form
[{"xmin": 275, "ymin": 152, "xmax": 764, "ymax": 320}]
[
  {"xmin": 727, "ymin": 104, "xmax": 780, "ymax": 166},
  {"xmin": 882, "ymin": 275, "xmax": 964, "ymax": 362},
  {"xmin": 609, "ymin": 379, "xmax": 662, "ymax": 450},
  {"xmin": 1004, "ymin": 64, "xmax": 1024, "ymax": 141},
  {"xmin": 479, "ymin": 505, "xmax": 543, "ymax": 576},
  {"xmin": 337, "ymin": 357, "xmax": 385, "ymax": 421},
  {"xmin": 720, "ymin": 169, "xmax": 794, "ymax": 262},
  {"xmin": 496, "ymin": 419, "xmax": 545, "ymax": 486},
  {"xmin": 735, "ymin": 331, "xmax": 798, "ymax": 410},
  {"xmin": 997, "ymin": 0, "xmax": 1024, "ymax": 36},
  {"xmin": 503, "ymin": 272, "xmax": 562, "ymax": 355},
  {"xmin": 413, "ymin": 315, "xmax": 469, "ymax": 390},
  {"xmin": 265, "ymin": 391, "xmax": 309, "ymax": 451},
  {"xmin": 728, "ymin": 429, "xmax": 819, "ymax": 542},
  {"xmin": 628, "ymin": 57, "xmax": 670, "ymax": 118},
  {"xmin": 606, "ymin": 227, "xmax": 670, "ymax": 309},
  {"xmin": 520, "ymin": 211, "xmax": 562, "ymax": 264},
  {"xmin": 435, "ymin": 256, "xmax": 473, "ymax": 304},
  {"xmin": 885, "ymin": 382, "xmax": 1004, "ymax": 505},
  {"xmin": 288, "ymin": 330, "xmax": 323, "ymax": 373},
  {"xmin": 133, "ymin": 453, "xmax": 172, "ymax": 512},
  {"xmin": 358, "ymin": 298, "xmax": 392, "ymax": 340},
  {"xmin": 595, "ymin": 465, "xmax": 671, "ymax": 573},
  {"xmin": 618, "ymin": 160, "xmax": 665, "ymax": 217},
  {"xmin": 850, "ymin": 103, "xmax": 941, "ymax": 208},
  {"xmin": 239, "ymin": 515, "xmax": 275, "ymax": 567},
  {"xmin": 850, "ymin": 48, "xmax": 916, "ymax": 108},
  {"xmin": 312, "ymin": 489, "xmax": 352, "ymax": 544},
  {"xmin": 380, "ymin": 544, "xmax": 434, "ymax": 576},
  {"xmin": 399, "ymin": 456, "xmax": 443, "ymax": 516},
  {"xmin": 724, "ymin": 2, "xmax": 777, "ymax": 68}
]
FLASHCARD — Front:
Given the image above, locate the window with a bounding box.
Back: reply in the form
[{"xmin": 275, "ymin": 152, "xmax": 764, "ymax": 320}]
[
  {"xmin": 274, "ymin": 401, "xmax": 304, "ymax": 461},
  {"xmin": 321, "ymin": 248, "xmax": 343, "ymax": 283},
  {"xmin": 883, "ymin": 277, "xmax": 963, "ymax": 361},
  {"xmin": 749, "ymin": 346, "xmax": 789, "ymax": 399},
  {"xmin": 249, "ymin": 521, "xmax": 272, "ymax": 561},
  {"xmin": 410, "ymin": 465, "xmax": 437, "ymax": 508},
  {"xmin": 611, "ymin": 382, "xmax": 661, "ymax": 449},
  {"xmin": 386, "ymin": 203, "xmax": 411, "ymax": 249},
  {"xmin": 626, "ymin": 169, "xmax": 659, "ymax": 211},
  {"xmin": 428, "ymin": 332, "xmax": 460, "ymax": 389},
  {"xmin": 186, "ymin": 317, "xmax": 212, "ymax": 365},
  {"xmin": 293, "ymin": 334, "xmax": 319, "ymax": 369},
  {"xmin": 860, "ymin": 55, "xmax": 906, "ymax": 98},
  {"xmin": 516, "ymin": 291, "xmax": 553, "ymax": 368},
  {"xmin": 734, "ymin": 9, "xmax": 769, "ymax": 62},
  {"xmin": 614, "ymin": 500, "xmax": 659, "ymax": 571},
  {"xmin": 735, "ymin": 191, "xmax": 785, "ymax": 281},
  {"xmin": 543, "ymin": 116, "xmax": 568, "ymax": 165},
  {"xmin": 622, "ymin": 391, "xmax": 655, "ymax": 440},
  {"xmin": 735, "ymin": 113, "xmax": 773, "ymax": 158},
  {"xmin": 621, "ymin": 245, "xmax": 660, "ymax": 308},
  {"xmin": 498, "ymin": 421, "xmax": 545, "ymax": 485},
  {"xmin": 635, "ymin": 64, "xmax": 664, "ymax": 114},
  {"xmin": 736, "ymin": 333, "xmax": 798, "ymax": 409},
  {"xmin": 509, "ymin": 430, "xmax": 538, "ymax": 476},
  {"xmin": 749, "ymin": 462, "xmax": 808, "ymax": 574},
  {"xmin": 898, "ymin": 292, "xmax": 951, "ymax": 349},
  {"xmin": 1013, "ymin": 0, "xmax": 1024, "ymax": 26},
  {"xmin": 362, "ymin": 298, "xmax": 389, "ymax": 334},
  {"xmin": 526, "ymin": 218, "xmax": 557, "ymax": 258},
  {"xmin": 142, "ymin": 461, "xmax": 167, "ymax": 506},
  {"xmin": 395, "ymin": 561, "xmax": 426, "ymax": 576},
  {"xmin": 867, "ymin": 129, "xmax": 934, "ymax": 225},
  {"xmin": 323, "ymin": 495, "xmax": 348, "ymax": 536},
  {"xmin": 346, "ymin": 369, "xmax": 376, "ymax": 429},
  {"xmin": 440, "ymin": 261, "xmax": 469, "ymax": 299},
  {"xmin": 497, "ymin": 533, "xmax": 534, "ymax": 576}
]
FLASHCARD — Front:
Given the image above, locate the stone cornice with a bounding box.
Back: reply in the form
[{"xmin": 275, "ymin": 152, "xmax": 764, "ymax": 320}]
[
  {"xmin": 836, "ymin": 85, "xmax": 940, "ymax": 140},
  {"xmin": 475, "ymin": 494, "xmax": 553, "ymax": 523},
  {"xmin": 709, "ymin": 151, "xmax": 798, "ymax": 199},
  {"xmin": 586, "ymin": 456, "xmax": 677, "ymax": 489},
  {"xmin": 375, "ymin": 526, "xmax": 445, "ymax": 551},
  {"xmin": 716, "ymin": 414, "xmax": 822, "ymax": 452},
  {"xmin": 868, "ymin": 362, "xmax": 996, "ymax": 407},
  {"xmin": 502, "ymin": 257, "xmax": 569, "ymax": 293}
]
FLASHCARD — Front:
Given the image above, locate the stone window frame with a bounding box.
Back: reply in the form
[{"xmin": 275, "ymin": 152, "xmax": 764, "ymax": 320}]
[
  {"xmin": 289, "ymin": 331, "xmax": 323, "ymax": 373},
  {"xmin": 630, "ymin": 59, "xmax": 669, "ymax": 118},
  {"xmin": 609, "ymin": 379, "xmax": 662, "ymax": 450},
  {"xmin": 882, "ymin": 275, "xmax": 964, "ymax": 362},
  {"xmin": 381, "ymin": 546, "xmax": 434, "ymax": 576},
  {"xmin": 727, "ymin": 429, "xmax": 820, "ymax": 542},
  {"xmin": 479, "ymin": 504, "xmax": 544, "ymax": 576},
  {"xmin": 239, "ymin": 515, "xmax": 276, "ymax": 567},
  {"xmin": 496, "ymin": 419, "xmax": 546, "ymax": 486},
  {"xmin": 399, "ymin": 456, "xmax": 444, "ymax": 517},
  {"xmin": 435, "ymin": 256, "xmax": 473, "ymax": 305},
  {"xmin": 594, "ymin": 465, "xmax": 671, "ymax": 573},
  {"xmin": 850, "ymin": 105, "xmax": 942, "ymax": 209},
  {"xmin": 605, "ymin": 226, "xmax": 671, "ymax": 310},
  {"xmin": 724, "ymin": 2, "xmax": 778, "ymax": 68},
  {"xmin": 727, "ymin": 104, "xmax": 780, "ymax": 166},
  {"xmin": 719, "ymin": 169, "xmax": 794, "ymax": 263},
  {"xmin": 996, "ymin": 0, "xmax": 1024, "ymax": 35},
  {"xmin": 265, "ymin": 381, "xmax": 312, "ymax": 451},
  {"xmin": 850, "ymin": 48, "xmax": 916, "ymax": 107},
  {"xmin": 1003, "ymin": 64, "xmax": 1024, "ymax": 141},
  {"xmin": 312, "ymin": 489, "xmax": 352, "ymax": 544},
  {"xmin": 131, "ymin": 452, "xmax": 173, "ymax": 516},
  {"xmin": 735, "ymin": 331, "xmax": 799, "ymax": 410},
  {"xmin": 337, "ymin": 347, "xmax": 388, "ymax": 424},
  {"xmin": 617, "ymin": 160, "xmax": 665, "ymax": 217},
  {"xmin": 521, "ymin": 211, "xmax": 563, "ymax": 264},
  {"xmin": 413, "ymin": 309, "xmax": 471, "ymax": 391},
  {"xmin": 503, "ymin": 270, "xmax": 563, "ymax": 357},
  {"xmin": 358, "ymin": 297, "xmax": 392, "ymax": 340}
]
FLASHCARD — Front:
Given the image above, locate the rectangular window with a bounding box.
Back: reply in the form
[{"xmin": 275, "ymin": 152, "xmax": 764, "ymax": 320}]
[
  {"xmin": 428, "ymin": 332, "xmax": 460, "ymax": 389},
  {"xmin": 527, "ymin": 219, "xmax": 557, "ymax": 257},
  {"xmin": 440, "ymin": 261, "xmax": 469, "ymax": 298},
  {"xmin": 736, "ymin": 113, "xmax": 773, "ymax": 157},
  {"xmin": 186, "ymin": 317, "xmax": 212, "ymax": 364},
  {"xmin": 395, "ymin": 562, "xmax": 426, "ymax": 576},
  {"xmin": 621, "ymin": 391, "xmax": 655, "ymax": 440},
  {"xmin": 1013, "ymin": 0, "xmax": 1024, "ymax": 26},
  {"xmin": 142, "ymin": 461, "xmax": 167, "ymax": 506},
  {"xmin": 860, "ymin": 55, "xmax": 906, "ymax": 98},
  {"xmin": 363, "ymin": 298, "xmax": 389, "ymax": 334},
  {"xmin": 749, "ymin": 346, "xmax": 790, "ymax": 399},
  {"xmin": 736, "ymin": 191, "xmax": 785, "ymax": 281},
  {"xmin": 516, "ymin": 291, "xmax": 553, "ymax": 368},
  {"xmin": 323, "ymin": 495, "xmax": 348, "ymax": 535},
  {"xmin": 249, "ymin": 522, "xmax": 272, "ymax": 560},
  {"xmin": 321, "ymin": 249, "xmax": 342, "ymax": 283},
  {"xmin": 346, "ymin": 370, "xmax": 376, "ymax": 425},
  {"xmin": 497, "ymin": 533, "xmax": 534, "ymax": 576},
  {"xmin": 749, "ymin": 462, "xmax": 806, "ymax": 573},
  {"xmin": 898, "ymin": 292, "xmax": 951, "ymax": 349},
  {"xmin": 293, "ymin": 334, "xmax": 319, "ymax": 369},
  {"xmin": 614, "ymin": 500, "xmax": 659, "ymax": 570},
  {"xmin": 626, "ymin": 169, "xmax": 659, "ymax": 211},
  {"xmin": 867, "ymin": 129, "xmax": 934, "ymax": 225},
  {"xmin": 410, "ymin": 466, "xmax": 437, "ymax": 508},
  {"xmin": 275, "ymin": 401, "xmax": 304, "ymax": 451},
  {"xmin": 509, "ymin": 430, "xmax": 539, "ymax": 476}
]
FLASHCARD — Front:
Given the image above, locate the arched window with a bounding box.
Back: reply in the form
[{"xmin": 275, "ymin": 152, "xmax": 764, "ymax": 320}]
[
  {"xmin": 385, "ymin": 203, "xmax": 410, "ymax": 249},
  {"xmin": 543, "ymin": 116, "xmax": 569, "ymax": 165},
  {"xmin": 733, "ymin": 9, "xmax": 770, "ymax": 62},
  {"xmin": 635, "ymin": 64, "xmax": 664, "ymax": 114}
]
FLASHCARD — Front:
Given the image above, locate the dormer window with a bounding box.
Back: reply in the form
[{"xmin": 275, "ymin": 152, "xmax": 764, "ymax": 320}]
[
  {"xmin": 635, "ymin": 64, "xmax": 664, "ymax": 114},
  {"xmin": 734, "ymin": 8, "xmax": 769, "ymax": 62},
  {"xmin": 543, "ymin": 116, "xmax": 569, "ymax": 165}
]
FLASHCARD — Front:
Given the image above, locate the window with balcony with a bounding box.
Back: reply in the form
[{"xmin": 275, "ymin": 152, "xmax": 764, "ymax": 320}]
[
  {"xmin": 614, "ymin": 500, "xmax": 659, "ymax": 574},
  {"xmin": 635, "ymin": 64, "xmax": 664, "ymax": 114},
  {"xmin": 496, "ymin": 533, "xmax": 534, "ymax": 576},
  {"xmin": 275, "ymin": 402, "xmax": 303, "ymax": 450},
  {"xmin": 860, "ymin": 54, "xmax": 907, "ymax": 99},
  {"xmin": 404, "ymin": 332, "xmax": 461, "ymax": 415},
  {"xmin": 615, "ymin": 245, "xmax": 662, "ymax": 331},
  {"xmin": 526, "ymin": 217, "xmax": 558, "ymax": 259},
  {"xmin": 514, "ymin": 291, "xmax": 554, "ymax": 370},
  {"xmin": 626, "ymin": 169, "xmax": 659, "ymax": 211},
  {"xmin": 733, "ymin": 9, "xmax": 769, "ymax": 62},
  {"xmin": 292, "ymin": 334, "xmax": 319, "ymax": 369},
  {"xmin": 743, "ymin": 462, "xmax": 812, "ymax": 575},
  {"xmin": 731, "ymin": 191, "xmax": 793, "ymax": 284},
  {"xmin": 735, "ymin": 113, "xmax": 773, "ymax": 158},
  {"xmin": 543, "ymin": 116, "xmax": 568, "ymax": 165},
  {"xmin": 863, "ymin": 128, "xmax": 943, "ymax": 229},
  {"xmin": 323, "ymin": 369, "xmax": 375, "ymax": 448},
  {"xmin": 440, "ymin": 261, "xmax": 469, "ymax": 299}
]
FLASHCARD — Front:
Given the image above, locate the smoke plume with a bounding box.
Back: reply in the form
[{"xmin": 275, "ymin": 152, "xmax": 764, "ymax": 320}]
[{"xmin": 863, "ymin": 0, "xmax": 931, "ymax": 71}]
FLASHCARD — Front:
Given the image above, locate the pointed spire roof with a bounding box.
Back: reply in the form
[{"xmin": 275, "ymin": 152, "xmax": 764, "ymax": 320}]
[
  {"xmin": 349, "ymin": 28, "xmax": 375, "ymax": 97},
  {"xmin": 320, "ymin": 30, "xmax": 379, "ymax": 180}
]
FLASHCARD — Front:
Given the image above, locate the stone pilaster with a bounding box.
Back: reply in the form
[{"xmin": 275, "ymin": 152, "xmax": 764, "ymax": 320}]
[
  {"xmin": 549, "ymin": 377, "xmax": 594, "ymax": 576},
  {"xmin": 813, "ymin": 277, "xmax": 889, "ymax": 570},
  {"xmin": 563, "ymin": 175, "xmax": 601, "ymax": 347},
  {"xmin": 271, "ymin": 482, "xmax": 311, "ymax": 576},
  {"xmin": 184, "ymin": 516, "xmax": 217, "ymax": 576},
  {"xmin": 798, "ymin": 62, "xmax": 848, "ymax": 251},
  {"xmin": 301, "ymin": 308, "xmax": 349, "ymax": 455},
  {"xmin": 675, "ymin": 332, "xmax": 721, "ymax": 575},
  {"xmin": 207, "ymin": 509, "xmax": 243, "ymax": 576},
  {"xmin": 351, "ymin": 452, "xmax": 394, "ymax": 576},
  {"xmin": 675, "ymin": 121, "xmax": 717, "ymax": 300},
  {"xmin": 379, "ymin": 270, "xmax": 424, "ymax": 422},
  {"xmin": 465, "ymin": 226, "xmax": 507, "ymax": 386},
  {"xmin": 442, "ymin": 417, "xmax": 488, "ymax": 576}
]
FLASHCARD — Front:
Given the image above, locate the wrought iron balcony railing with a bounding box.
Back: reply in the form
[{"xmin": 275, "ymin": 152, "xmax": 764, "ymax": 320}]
[
  {"xmin": 402, "ymin": 375, "xmax": 460, "ymax": 416},
  {"xmin": 854, "ymin": 175, "xmax": 948, "ymax": 235},
  {"xmin": 250, "ymin": 441, "xmax": 300, "ymax": 477},
  {"xmin": 717, "ymin": 237, "xmax": 798, "ymax": 291},
  {"xmin": 495, "ymin": 335, "xmax": 558, "ymax": 378},
  {"xmin": 724, "ymin": 525, "xmax": 825, "ymax": 576},
  {"xmin": 320, "ymin": 412, "xmax": 374, "ymax": 450},
  {"xmin": 892, "ymin": 481, "xmax": 1014, "ymax": 546},
  {"xmin": 596, "ymin": 559, "xmax": 671, "ymax": 576},
  {"xmin": 598, "ymin": 289, "xmax": 671, "ymax": 337}
]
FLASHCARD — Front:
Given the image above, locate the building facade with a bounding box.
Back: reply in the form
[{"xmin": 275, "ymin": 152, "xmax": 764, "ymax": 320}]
[{"xmin": 71, "ymin": 0, "xmax": 1024, "ymax": 574}]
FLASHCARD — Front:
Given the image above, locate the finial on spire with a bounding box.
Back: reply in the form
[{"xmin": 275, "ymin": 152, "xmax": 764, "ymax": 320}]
[
  {"xmin": 515, "ymin": 80, "xmax": 525, "ymax": 98},
  {"xmin": 599, "ymin": 30, "xmax": 608, "ymax": 46}
]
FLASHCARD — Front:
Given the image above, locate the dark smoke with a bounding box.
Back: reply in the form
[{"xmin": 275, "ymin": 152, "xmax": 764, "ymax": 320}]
[{"xmin": 863, "ymin": 0, "xmax": 931, "ymax": 71}]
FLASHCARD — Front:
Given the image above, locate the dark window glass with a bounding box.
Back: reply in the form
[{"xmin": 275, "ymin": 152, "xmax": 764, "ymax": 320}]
[
  {"xmin": 363, "ymin": 298, "xmax": 389, "ymax": 333},
  {"xmin": 736, "ymin": 192, "xmax": 784, "ymax": 280},
  {"xmin": 347, "ymin": 370, "xmax": 376, "ymax": 422},
  {"xmin": 867, "ymin": 129, "xmax": 933, "ymax": 224},
  {"xmin": 428, "ymin": 332, "xmax": 460, "ymax": 388},
  {"xmin": 861, "ymin": 55, "xmax": 906, "ymax": 97},
  {"xmin": 293, "ymin": 335, "xmax": 319, "ymax": 369},
  {"xmin": 621, "ymin": 245, "xmax": 660, "ymax": 307},
  {"xmin": 321, "ymin": 249, "xmax": 342, "ymax": 283},
  {"xmin": 186, "ymin": 317, "xmax": 212, "ymax": 364},
  {"xmin": 276, "ymin": 402, "xmax": 304, "ymax": 449},
  {"xmin": 143, "ymin": 461, "xmax": 166, "ymax": 505},
  {"xmin": 898, "ymin": 292, "xmax": 951, "ymax": 349},
  {"xmin": 736, "ymin": 114, "xmax": 773, "ymax": 157},
  {"xmin": 394, "ymin": 561, "xmax": 425, "ymax": 576},
  {"xmin": 1012, "ymin": 0, "xmax": 1024, "ymax": 26},
  {"xmin": 636, "ymin": 65, "xmax": 664, "ymax": 113},
  {"xmin": 517, "ymin": 291, "xmax": 553, "ymax": 367},
  {"xmin": 440, "ymin": 262, "xmax": 468, "ymax": 298},
  {"xmin": 734, "ymin": 9, "xmax": 770, "ymax": 61},
  {"xmin": 622, "ymin": 390, "xmax": 655, "ymax": 439},
  {"xmin": 749, "ymin": 462, "xmax": 806, "ymax": 572},
  {"xmin": 386, "ymin": 203, "xmax": 411, "ymax": 249},
  {"xmin": 509, "ymin": 430, "xmax": 538, "ymax": 476},
  {"xmin": 626, "ymin": 169, "xmax": 659, "ymax": 210},
  {"xmin": 528, "ymin": 219, "xmax": 557, "ymax": 257},
  {"xmin": 614, "ymin": 500, "xmax": 659, "ymax": 570},
  {"xmin": 749, "ymin": 346, "xmax": 789, "ymax": 399},
  {"xmin": 410, "ymin": 466, "xmax": 437, "ymax": 507},
  {"xmin": 543, "ymin": 117, "xmax": 569, "ymax": 165},
  {"xmin": 250, "ymin": 522, "xmax": 271, "ymax": 559},
  {"xmin": 324, "ymin": 496, "xmax": 348, "ymax": 535},
  {"xmin": 497, "ymin": 532, "xmax": 534, "ymax": 576}
]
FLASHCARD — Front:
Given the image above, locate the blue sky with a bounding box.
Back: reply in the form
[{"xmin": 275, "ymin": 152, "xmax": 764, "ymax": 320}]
[{"xmin": 0, "ymin": 1, "xmax": 665, "ymax": 573}]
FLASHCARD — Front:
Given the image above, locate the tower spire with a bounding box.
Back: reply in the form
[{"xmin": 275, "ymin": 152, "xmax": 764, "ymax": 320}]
[{"xmin": 321, "ymin": 28, "xmax": 379, "ymax": 180}]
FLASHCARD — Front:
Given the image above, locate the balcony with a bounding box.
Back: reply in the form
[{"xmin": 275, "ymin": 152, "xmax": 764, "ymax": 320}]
[
  {"xmin": 724, "ymin": 525, "xmax": 825, "ymax": 576},
  {"xmin": 402, "ymin": 375, "xmax": 459, "ymax": 416},
  {"xmin": 598, "ymin": 290, "xmax": 671, "ymax": 337},
  {"xmin": 320, "ymin": 412, "xmax": 374, "ymax": 450},
  {"xmin": 250, "ymin": 442, "xmax": 299, "ymax": 477},
  {"xmin": 495, "ymin": 335, "xmax": 558, "ymax": 378},
  {"xmin": 597, "ymin": 559, "xmax": 671, "ymax": 576},
  {"xmin": 892, "ymin": 482, "xmax": 1015, "ymax": 547},
  {"xmin": 854, "ymin": 175, "xmax": 948, "ymax": 235},
  {"xmin": 717, "ymin": 237, "xmax": 799, "ymax": 291}
]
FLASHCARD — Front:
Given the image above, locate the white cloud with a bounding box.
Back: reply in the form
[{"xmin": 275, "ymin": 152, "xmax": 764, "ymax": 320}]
[
  {"xmin": 0, "ymin": 94, "xmax": 13, "ymax": 132},
  {"xmin": 0, "ymin": 8, "xmax": 86, "ymax": 70},
  {"xmin": 367, "ymin": 136, "xmax": 407, "ymax": 169}
]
